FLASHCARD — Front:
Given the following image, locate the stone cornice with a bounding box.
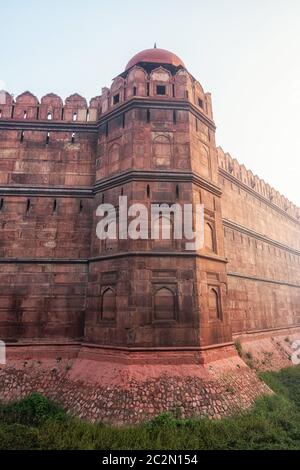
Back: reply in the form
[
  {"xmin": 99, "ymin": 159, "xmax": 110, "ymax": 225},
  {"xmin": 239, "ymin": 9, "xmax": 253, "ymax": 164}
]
[
  {"xmin": 223, "ymin": 219, "xmax": 300, "ymax": 256},
  {"xmin": 0, "ymin": 185, "xmax": 93, "ymax": 197},
  {"xmin": 0, "ymin": 252, "xmax": 228, "ymax": 264},
  {"xmin": 0, "ymin": 170, "xmax": 221, "ymax": 198},
  {"xmin": 93, "ymin": 169, "xmax": 222, "ymax": 197},
  {"xmin": 98, "ymin": 97, "xmax": 216, "ymax": 131},
  {"xmin": 228, "ymin": 271, "xmax": 300, "ymax": 289},
  {"xmin": 0, "ymin": 258, "xmax": 87, "ymax": 264},
  {"xmin": 0, "ymin": 119, "xmax": 97, "ymax": 133},
  {"xmin": 219, "ymin": 168, "xmax": 300, "ymax": 225},
  {"xmin": 88, "ymin": 251, "xmax": 228, "ymax": 263},
  {"xmin": 0, "ymin": 98, "xmax": 216, "ymax": 132}
]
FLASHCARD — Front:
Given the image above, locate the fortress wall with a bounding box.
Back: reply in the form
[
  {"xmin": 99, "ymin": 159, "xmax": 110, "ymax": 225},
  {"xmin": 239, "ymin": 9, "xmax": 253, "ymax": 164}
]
[
  {"xmin": 217, "ymin": 148, "xmax": 300, "ymax": 335},
  {"xmin": 0, "ymin": 95, "xmax": 97, "ymax": 342},
  {"xmin": 0, "ymin": 263, "xmax": 87, "ymax": 341},
  {"xmin": 0, "ymin": 196, "xmax": 93, "ymax": 259},
  {"xmin": 0, "ymin": 91, "xmax": 99, "ymax": 123},
  {"xmin": 0, "ymin": 129, "xmax": 97, "ymax": 187}
]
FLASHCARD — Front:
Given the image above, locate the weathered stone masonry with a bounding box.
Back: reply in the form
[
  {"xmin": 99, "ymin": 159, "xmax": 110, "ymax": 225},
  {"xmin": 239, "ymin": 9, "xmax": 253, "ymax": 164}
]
[{"xmin": 0, "ymin": 48, "xmax": 299, "ymax": 422}]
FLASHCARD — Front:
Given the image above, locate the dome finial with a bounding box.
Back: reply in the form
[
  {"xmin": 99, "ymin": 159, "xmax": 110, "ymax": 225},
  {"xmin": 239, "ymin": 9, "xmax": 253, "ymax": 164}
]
[{"xmin": 154, "ymin": 42, "xmax": 157, "ymax": 49}]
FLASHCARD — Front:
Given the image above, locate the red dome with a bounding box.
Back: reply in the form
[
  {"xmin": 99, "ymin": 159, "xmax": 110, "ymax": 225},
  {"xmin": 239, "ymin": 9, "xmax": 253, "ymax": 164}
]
[{"xmin": 125, "ymin": 48, "xmax": 185, "ymax": 70}]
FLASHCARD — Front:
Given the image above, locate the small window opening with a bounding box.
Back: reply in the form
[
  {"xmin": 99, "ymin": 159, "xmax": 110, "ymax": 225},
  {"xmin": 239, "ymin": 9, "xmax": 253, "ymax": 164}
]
[
  {"xmin": 36, "ymin": 107, "xmax": 40, "ymax": 119},
  {"xmin": 46, "ymin": 132, "xmax": 50, "ymax": 144},
  {"xmin": 105, "ymin": 122, "xmax": 108, "ymax": 137},
  {"xmin": 79, "ymin": 200, "xmax": 83, "ymax": 213},
  {"xmin": 176, "ymin": 185, "xmax": 179, "ymax": 199},
  {"xmin": 53, "ymin": 199, "xmax": 57, "ymax": 213},
  {"xmin": 61, "ymin": 107, "xmax": 64, "ymax": 120},
  {"xmin": 198, "ymin": 98, "xmax": 204, "ymax": 108},
  {"xmin": 11, "ymin": 105, "xmax": 14, "ymax": 118},
  {"xmin": 147, "ymin": 82, "xmax": 150, "ymax": 96},
  {"xmin": 113, "ymin": 93, "xmax": 120, "ymax": 105},
  {"xmin": 86, "ymin": 109, "xmax": 90, "ymax": 121},
  {"xmin": 71, "ymin": 132, "xmax": 75, "ymax": 144},
  {"xmin": 26, "ymin": 199, "xmax": 31, "ymax": 213},
  {"xmin": 23, "ymin": 110, "xmax": 27, "ymax": 119},
  {"xmin": 20, "ymin": 130, "xmax": 24, "ymax": 143},
  {"xmin": 47, "ymin": 112, "xmax": 52, "ymax": 120},
  {"xmin": 0, "ymin": 198, "xmax": 4, "ymax": 211},
  {"xmin": 121, "ymin": 187, "xmax": 124, "ymax": 196},
  {"xmin": 133, "ymin": 86, "xmax": 137, "ymax": 96},
  {"xmin": 172, "ymin": 84, "xmax": 175, "ymax": 98},
  {"xmin": 102, "ymin": 194, "xmax": 105, "ymax": 203},
  {"xmin": 156, "ymin": 85, "xmax": 166, "ymax": 95},
  {"xmin": 122, "ymin": 113, "xmax": 125, "ymax": 128},
  {"xmin": 147, "ymin": 184, "xmax": 150, "ymax": 198},
  {"xmin": 173, "ymin": 110, "xmax": 176, "ymax": 124},
  {"xmin": 185, "ymin": 90, "xmax": 189, "ymax": 99},
  {"xmin": 146, "ymin": 109, "xmax": 150, "ymax": 123},
  {"xmin": 73, "ymin": 112, "xmax": 77, "ymax": 122}
]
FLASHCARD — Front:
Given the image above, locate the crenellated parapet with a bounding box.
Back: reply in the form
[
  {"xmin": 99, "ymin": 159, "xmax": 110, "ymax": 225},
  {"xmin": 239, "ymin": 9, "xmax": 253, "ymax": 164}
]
[
  {"xmin": 0, "ymin": 90, "xmax": 100, "ymax": 122},
  {"xmin": 217, "ymin": 146, "xmax": 300, "ymax": 220},
  {"xmin": 97, "ymin": 65, "xmax": 213, "ymax": 120},
  {"xmin": 0, "ymin": 63, "xmax": 213, "ymax": 125}
]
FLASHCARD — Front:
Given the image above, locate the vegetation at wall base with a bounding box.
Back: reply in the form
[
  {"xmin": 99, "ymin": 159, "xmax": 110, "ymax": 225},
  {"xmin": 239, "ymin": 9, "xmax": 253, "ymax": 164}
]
[{"xmin": 1, "ymin": 366, "xmax": 300, "ymax": 450}]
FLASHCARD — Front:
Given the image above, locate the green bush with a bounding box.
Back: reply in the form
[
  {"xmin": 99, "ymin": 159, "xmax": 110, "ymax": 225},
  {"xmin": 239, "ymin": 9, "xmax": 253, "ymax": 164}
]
[{"xmin": 0, "ymin": 392, "xmax": 65, "ymax": 426}]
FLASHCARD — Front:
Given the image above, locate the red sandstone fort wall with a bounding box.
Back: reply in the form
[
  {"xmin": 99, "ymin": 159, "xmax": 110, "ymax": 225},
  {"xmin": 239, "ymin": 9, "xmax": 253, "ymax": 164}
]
[
  {"xmin": 0, "ymin": 92, "xmax": 97, "ymax": 341},
  {"xmin": 217, "ymin": 148, "xmax": 300, "ymax": 335},
  {"xmin": 0, "ymin": 48, "xmax": 299, "ymax": 423}
]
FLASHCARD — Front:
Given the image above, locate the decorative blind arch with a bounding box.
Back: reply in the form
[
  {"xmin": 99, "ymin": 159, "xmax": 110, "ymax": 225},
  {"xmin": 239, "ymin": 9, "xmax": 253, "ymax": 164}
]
[
  {"xmin": 154, "ymin": 287, "xmax": 176, "ymax": 321},
  {"xmin": 152, "ymin": 135, "xmax": 171, "ymax": 168},
  {"xmin": 100, "ymin": 287, "xmax": 116, "ymax": 321}
]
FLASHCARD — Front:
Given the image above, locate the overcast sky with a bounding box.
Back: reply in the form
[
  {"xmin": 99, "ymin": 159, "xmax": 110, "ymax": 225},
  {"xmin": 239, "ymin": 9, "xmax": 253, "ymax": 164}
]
[{"xmin": 0, "ymin": 0, "xmax": 299, "ymax": 206}]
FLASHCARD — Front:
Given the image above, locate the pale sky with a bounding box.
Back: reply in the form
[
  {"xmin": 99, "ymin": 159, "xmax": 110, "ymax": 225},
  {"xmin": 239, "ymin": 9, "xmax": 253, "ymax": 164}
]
[{"xmin": 0, "ymin": 0, "xmax": 299, "ymax": 206}]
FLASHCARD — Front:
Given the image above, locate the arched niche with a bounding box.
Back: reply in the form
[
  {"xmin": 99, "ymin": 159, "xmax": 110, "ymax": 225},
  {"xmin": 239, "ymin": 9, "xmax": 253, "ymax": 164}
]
[
  {"xmin": 174, "ymin": 70, "xmax": 193, "ymax": 100},
  {"xmin": 152, "ymin": 214, "xmax": 174, "ymax": 249},
  {"xmin": 150, "ymin": 67, "xmax": 172, "ymax": 97},
  {"xmin": 194, "ymin": 80, "xmax": 205, "ymax": 109},
  {"xmin": 204, "ymin": 222, "xmax": 215, "ymax": 252},
  {"xmin": 152, "ymin": 134, "xmax": 172, "ymax": 168},
  {"xmin": 199, "ymin": 144, "xmax": 211, "ymax": 179},
  {"xmin": 99, "ymin": 287, "xmax": 116, "ymax": 322},
  {"xmin": 126, "ymin": 66, "xmax": 147, "ymax": 97},
  {"xmin": 108, "ymin": 142, "xmax": 121, "ymax": 173},
  {"xmin": 208, "ymin": 286, "xmax": 221, "ymax": 320},
  {"xmin": 110, "ymin": 77, "xmax": 124, "ymax": 106},
  {"xmin": 154, "ymin": 287, "xmax": 176, "ymax": 321}
]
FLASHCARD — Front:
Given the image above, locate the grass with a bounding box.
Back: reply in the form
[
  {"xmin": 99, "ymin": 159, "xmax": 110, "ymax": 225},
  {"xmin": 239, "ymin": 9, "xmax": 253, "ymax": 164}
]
[{"xmin": 1, "ymin": 366, "xmax": 300, "ymax": 449}]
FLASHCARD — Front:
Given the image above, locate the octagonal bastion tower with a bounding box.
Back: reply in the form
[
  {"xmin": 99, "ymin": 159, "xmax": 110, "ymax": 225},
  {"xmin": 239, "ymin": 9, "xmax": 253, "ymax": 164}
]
[{"xmin": 0, "ymin": 47, "xmax": 299, "ymax": 423}]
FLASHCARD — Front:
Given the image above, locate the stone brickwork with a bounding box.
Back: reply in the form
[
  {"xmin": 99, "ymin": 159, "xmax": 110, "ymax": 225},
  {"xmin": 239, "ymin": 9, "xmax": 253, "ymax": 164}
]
[
  {"xmin": 0, "ymin": 47, "xmax": 299, "ymax": 422},
  {"xmin": 0, "ymin": 345, "xmax": 270, "ymax": 424},
  {"xmin": 217, "ymin": 148, "xmax": 300, "ymax": 336}
]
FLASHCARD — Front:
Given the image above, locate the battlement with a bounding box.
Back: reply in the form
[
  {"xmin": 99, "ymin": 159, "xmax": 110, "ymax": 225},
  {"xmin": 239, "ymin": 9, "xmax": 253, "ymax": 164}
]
[
  {"xmin": 217, "ymin": 146, "xmax": 300, "ymax": 220},
  {"xmin": 0, "ymin": 90, "xmax": 101, "ymax": 123},
  {"xmin": 0, "ymin": 63, "xmax": 213, "ymax": 126},
  {"xmin": 99, "ymin": 65, "xmax": 213, "ymax": 119}
]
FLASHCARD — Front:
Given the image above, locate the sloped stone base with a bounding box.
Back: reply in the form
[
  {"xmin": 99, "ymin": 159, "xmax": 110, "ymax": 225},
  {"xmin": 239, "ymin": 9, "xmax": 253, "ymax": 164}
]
[
  {"xmin": 0, "ymin": 343, "xmax": 270, "ymax": 424},
  {"xmin": 235, "ymin": 326, "xmax": 300, "ymax": 371}
]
